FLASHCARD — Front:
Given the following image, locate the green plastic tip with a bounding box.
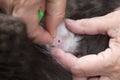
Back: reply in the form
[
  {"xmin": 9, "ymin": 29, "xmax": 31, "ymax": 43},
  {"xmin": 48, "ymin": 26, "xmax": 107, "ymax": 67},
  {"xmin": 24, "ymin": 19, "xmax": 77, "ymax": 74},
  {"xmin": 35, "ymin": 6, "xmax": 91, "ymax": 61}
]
[{"xmin": 38, "ymin": 10, "xmax": 44, "ymax": 19}]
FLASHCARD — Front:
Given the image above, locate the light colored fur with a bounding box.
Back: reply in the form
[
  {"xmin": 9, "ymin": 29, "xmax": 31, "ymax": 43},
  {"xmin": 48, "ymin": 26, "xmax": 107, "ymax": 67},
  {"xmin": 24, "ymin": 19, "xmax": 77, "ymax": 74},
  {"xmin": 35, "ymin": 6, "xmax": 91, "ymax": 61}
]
[{"xmin": 50, "ymin": 20, "xmax": 82, "ymax": 54}]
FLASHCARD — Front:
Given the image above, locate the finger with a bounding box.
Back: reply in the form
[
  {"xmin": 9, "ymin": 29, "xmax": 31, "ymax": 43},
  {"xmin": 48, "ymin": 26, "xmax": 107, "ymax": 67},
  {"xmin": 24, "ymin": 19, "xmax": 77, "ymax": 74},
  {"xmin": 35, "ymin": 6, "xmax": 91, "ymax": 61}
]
[
  {"xmin": 65, "ymin": 10, "xmax": 120, "ymax": 35},
  {"xmin": 12, "ymin": 0, "xmax": 45, "ymax": 28},
  {"xmin": 51, "ymin": 47, "xmax": 78, "ymax": 70},
  {"xmin": 40, "ymin": 0, "xmax": 46, "ymax": 11},
  {"xmin": 65, "ymin": 17, "xmax": 108, "ymax": 35},
  {"xmin": 12, "ymin": 0, "xmax": 53, "ymax": 44},
  {"xmin": 51, "ymin": 47, "xmax": 115, "ymax": 76},
  {"xmin": 46, "ymin": 0, "xmax": 66, "ymax": 37},
  {"xmin": 70, "ymin": 48, "xmax": 117, "ymax": 77},
  {"xmin": 28, "ymin": 0, "xmax": 54, "ymax": 43},
  {"xmin": 52, "ymin": 47, "xmax": 108, "ymax": 76},
  {"xmin": 88, "ymin": 77, "xmax": 99, "ymax": 80},
  {"xmin": 99, "ymin": 76, "xmax": 111, "ymax": 80},
  {"xmin": 73, "ymin": 76, "xmax": 87, "ymax": 80}
]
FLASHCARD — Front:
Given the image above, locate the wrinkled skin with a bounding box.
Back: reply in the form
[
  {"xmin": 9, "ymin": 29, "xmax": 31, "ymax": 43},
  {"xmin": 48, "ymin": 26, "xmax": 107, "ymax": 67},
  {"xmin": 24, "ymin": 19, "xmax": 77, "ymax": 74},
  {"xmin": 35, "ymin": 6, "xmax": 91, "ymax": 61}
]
[{"xmin": 52, "ymin": 10, "xmax": 120, "ymax": 80}]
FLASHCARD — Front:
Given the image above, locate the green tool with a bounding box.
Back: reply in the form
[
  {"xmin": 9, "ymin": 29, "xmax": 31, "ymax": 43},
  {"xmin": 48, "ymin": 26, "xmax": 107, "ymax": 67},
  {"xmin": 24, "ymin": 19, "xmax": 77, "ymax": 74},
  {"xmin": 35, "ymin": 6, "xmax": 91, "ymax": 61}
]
[{"xmin": 38, "ymin": 10, "xmax": 44, "ymax": 19}]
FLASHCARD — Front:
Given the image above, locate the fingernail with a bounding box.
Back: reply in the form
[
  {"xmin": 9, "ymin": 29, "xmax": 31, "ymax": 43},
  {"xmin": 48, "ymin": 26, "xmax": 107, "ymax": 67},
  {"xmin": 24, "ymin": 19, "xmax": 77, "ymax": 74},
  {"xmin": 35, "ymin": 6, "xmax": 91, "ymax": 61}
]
[
  {"xmin": 51, "ymin": 32, "xmax": 56, "ymax": 38},
  {"xmin": 49, "ymin": 30, "xmax": 57, "ymax": 38},
  {"xmin": 65, "ymin": 19, "xmax": 75, "ymax": 26},
  {"xmin": 48, "ymin": 37, "xmax": 54, "ymax": 43}
]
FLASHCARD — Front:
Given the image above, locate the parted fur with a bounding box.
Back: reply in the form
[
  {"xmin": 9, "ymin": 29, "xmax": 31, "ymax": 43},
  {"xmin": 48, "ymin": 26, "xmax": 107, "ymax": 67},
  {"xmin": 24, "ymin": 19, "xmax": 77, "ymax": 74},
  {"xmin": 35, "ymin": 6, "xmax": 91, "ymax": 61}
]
[{"xmin": 0, "ymin": 0, "xmax": 120, "ymax": 80}]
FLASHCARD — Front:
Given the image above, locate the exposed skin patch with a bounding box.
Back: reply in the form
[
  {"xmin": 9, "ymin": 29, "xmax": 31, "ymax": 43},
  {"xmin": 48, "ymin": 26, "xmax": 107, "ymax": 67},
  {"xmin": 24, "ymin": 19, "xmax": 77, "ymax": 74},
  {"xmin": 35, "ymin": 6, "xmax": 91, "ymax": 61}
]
[{"xmin": 49, "ymin": 21, "xmax": 82, "ymax": 54}]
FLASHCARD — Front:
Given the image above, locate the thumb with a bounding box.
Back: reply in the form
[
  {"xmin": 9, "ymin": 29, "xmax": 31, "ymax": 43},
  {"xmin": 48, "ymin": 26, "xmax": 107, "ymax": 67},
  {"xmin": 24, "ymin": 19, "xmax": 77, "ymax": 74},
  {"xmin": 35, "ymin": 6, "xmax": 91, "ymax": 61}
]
[
  {"xmin": 51, "ymin": 47, "xmax": 114, "ymax": 77},
  {"xmin": 51, "ymin": 47, "xmax": 78, "ymax": 70},
  {"xmin": 65, "ymin": 10, "xmax": 120, "ymax": 35},
  {"xmin": 45, "ymin": 0, "xmax": 66, "ymax": 37}
]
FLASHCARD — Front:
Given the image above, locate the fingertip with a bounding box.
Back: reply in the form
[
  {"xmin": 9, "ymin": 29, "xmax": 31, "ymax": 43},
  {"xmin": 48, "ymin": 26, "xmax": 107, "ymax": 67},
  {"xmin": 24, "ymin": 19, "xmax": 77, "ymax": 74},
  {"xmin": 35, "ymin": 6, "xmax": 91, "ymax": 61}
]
[
  {"xmin": 50, "ymin": 30, "xmax": 57, "ymax": 38},
  {"xmin": 51, "ymin": 47, "xmax": 71, "ymax": 68},
  {"xmin": 51, "ymin": 47, "xmax": 66, "ymax": 58},
  {"xmin": 65, "ymin": 19, "xmax": 76, "ymax": 29},
  {"xmin": 65, "ymin": 19, "xmax": 81, "ymax": 34},
  {"xmin": 65, "ymin": 17, "xmax": 108, "ymax": 35},
  {"xmin": 51, "ymin": 47, "xmax": 78, "ymax": 70}
]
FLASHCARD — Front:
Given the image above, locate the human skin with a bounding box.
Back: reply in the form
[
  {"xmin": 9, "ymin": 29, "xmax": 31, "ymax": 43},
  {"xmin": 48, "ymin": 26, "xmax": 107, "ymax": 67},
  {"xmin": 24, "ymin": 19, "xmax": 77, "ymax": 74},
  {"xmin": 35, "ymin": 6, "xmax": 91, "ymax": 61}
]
[
  {"xmin": 52, "ymin": 10, "xmax": 120, "ymax": 80},
  {"xmin": 4, "ymin": 0, "xmax": 66, "ymax": 44}
]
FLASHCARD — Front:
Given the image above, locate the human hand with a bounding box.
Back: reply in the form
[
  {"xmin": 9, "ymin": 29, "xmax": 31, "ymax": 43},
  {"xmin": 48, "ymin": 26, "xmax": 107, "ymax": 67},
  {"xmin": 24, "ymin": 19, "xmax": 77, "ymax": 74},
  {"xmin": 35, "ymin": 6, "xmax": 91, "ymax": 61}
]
[
  {"xmin": 52, "ymin": 10, "xmax": 120, "ymax": 80},
  {"xmin": 12, "ymin": 0, "xmax": 66, "ymax": 44}
]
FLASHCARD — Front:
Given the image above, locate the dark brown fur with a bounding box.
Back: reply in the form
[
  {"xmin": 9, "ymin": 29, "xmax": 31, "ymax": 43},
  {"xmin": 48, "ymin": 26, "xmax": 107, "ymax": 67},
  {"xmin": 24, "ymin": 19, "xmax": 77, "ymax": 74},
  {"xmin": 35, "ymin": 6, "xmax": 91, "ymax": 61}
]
[{"xmin": 0, "ymin": 14, "xmax": 71, "ymax": 80}]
